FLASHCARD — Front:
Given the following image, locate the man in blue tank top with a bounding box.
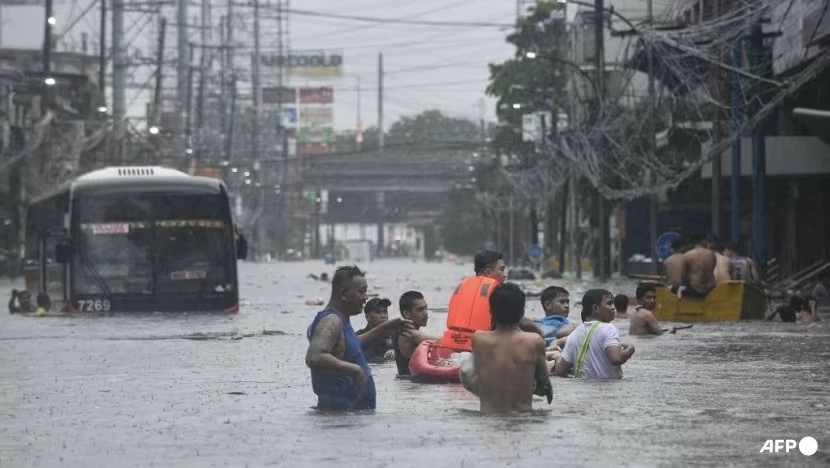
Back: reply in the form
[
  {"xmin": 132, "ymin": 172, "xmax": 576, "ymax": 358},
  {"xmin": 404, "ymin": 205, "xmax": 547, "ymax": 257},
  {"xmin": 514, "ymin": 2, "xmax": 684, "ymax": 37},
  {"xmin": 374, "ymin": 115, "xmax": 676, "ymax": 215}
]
[{"xmin": 306, "ymin": 265, "xmax": 412, "ymax": 410}]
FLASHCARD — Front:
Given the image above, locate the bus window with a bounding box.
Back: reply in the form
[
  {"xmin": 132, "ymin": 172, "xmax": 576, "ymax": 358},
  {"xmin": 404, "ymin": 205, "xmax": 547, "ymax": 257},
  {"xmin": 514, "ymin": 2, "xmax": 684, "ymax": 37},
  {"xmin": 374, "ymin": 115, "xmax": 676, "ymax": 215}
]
[
  {"xmin": 73, "ymin": 194, "xmax": 154, "ymax": 295},
  {"xmin": 153, "ymin": 194, "xmax": 234, "ymax": 295}
]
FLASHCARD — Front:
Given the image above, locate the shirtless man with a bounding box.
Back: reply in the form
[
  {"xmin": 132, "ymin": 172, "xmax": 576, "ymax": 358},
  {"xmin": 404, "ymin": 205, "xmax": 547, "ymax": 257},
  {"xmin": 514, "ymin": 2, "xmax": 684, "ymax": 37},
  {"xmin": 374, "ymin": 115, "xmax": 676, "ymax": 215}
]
[
  {"xmin": 663, "ymin": 237, "xmax": 688, "ymax": 291},
  {"xmin": 724, "ymin": 243, "xmax": 759, "ymax": 282},
  {"xmin": 681, "ymin": 235, "xmax": 717, "ymax": 298},
  {"xmin": 461, "ymin": 282, "xmax": 552, "ymax": 413},
  {"xmin": 712, "ymin": 241, "xmax": 734, "ymax": 285},
  {"xmin": 629, "ymin": 283, "xmax": 663, "ymax": 336},
  {"xmin": 305, "ymin": 265, "xmax": 412, "ymax": 410},
  {"xmin": 553, "ymin": 289, "xmax": 635, "ymax": 379},
  {"xmin": 393, "ymin": 291, "xmax": 439, "ymax": 376}
]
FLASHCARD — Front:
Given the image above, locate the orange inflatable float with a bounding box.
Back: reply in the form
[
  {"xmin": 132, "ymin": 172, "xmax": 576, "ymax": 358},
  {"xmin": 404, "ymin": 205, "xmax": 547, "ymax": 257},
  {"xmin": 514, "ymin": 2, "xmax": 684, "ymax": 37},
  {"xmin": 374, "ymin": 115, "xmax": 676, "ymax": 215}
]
[{"xmin": 440, "ymin": 276, "xmax": 499, "ymax": 351}]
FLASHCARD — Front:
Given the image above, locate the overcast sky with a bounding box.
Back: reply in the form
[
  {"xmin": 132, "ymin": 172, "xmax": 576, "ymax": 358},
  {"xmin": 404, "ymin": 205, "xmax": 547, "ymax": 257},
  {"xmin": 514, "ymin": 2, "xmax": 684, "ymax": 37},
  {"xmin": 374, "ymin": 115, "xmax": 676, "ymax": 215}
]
[{"xmin": 1, "ymin": 0, "xmax": 518, "ymax": 131}]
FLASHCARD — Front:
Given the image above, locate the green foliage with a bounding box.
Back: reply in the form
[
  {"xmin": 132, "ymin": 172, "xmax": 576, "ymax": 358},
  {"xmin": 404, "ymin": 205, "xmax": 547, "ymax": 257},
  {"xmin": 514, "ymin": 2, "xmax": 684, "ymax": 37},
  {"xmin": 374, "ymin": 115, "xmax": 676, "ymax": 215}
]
[{"xmin": 387, "ymin": 109, "xmax": 480, "ymax": 145}]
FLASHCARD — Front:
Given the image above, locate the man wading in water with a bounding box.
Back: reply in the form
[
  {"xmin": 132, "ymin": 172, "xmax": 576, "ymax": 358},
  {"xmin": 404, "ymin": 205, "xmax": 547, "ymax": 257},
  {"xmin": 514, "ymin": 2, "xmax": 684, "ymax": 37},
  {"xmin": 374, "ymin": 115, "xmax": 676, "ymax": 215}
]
[
  {"xmin": 306, "ymin": 265, "xmax": 412, "ymax": 410},
  {"xmin": 393, "ymin": 291, "xmax": 439, "ymax": 376},
  {"xmin": 461, "ymin": 283, "xmax": 552, "ymax": 413},
  {"xmin": 553, "ymin": 289, "xmax": 635, "ymax": 379}
]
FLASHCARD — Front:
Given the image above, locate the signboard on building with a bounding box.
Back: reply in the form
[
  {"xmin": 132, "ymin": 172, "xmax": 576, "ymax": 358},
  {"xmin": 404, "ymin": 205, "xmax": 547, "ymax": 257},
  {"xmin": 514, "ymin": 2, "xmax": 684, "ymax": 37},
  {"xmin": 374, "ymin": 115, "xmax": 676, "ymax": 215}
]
[
  {"xmin": 297, "ymin": 127, "xmax": 334, "ymax": 145},
  {"xmin": 262, "ymin": 86, "xmax": 296, "ymax": 104},
  {"xmin": 521, "ymin": 111, "xmax": 552, "ymax": 142},
  {"xmin": 300, "ymin": 106, "xmax": 333, "ymax": 128},
  {"xmin": 281, "ymin": 107, "xmax": 297, "ymax": 127},
  {"xmin": 260, "ymin": 51, "xmax": 343, "ymax": 78},
  {"xmin": 299, "ymin": 87, "xmax": 334, "ymax": 104}
]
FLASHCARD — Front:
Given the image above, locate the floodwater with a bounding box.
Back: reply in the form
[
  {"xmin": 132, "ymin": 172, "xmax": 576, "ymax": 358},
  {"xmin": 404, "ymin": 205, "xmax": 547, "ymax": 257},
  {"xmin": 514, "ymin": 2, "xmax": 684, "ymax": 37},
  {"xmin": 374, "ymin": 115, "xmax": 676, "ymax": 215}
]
[{"xmin": 1, "ymin": 259, "xmax": 828, "ymax": 467}]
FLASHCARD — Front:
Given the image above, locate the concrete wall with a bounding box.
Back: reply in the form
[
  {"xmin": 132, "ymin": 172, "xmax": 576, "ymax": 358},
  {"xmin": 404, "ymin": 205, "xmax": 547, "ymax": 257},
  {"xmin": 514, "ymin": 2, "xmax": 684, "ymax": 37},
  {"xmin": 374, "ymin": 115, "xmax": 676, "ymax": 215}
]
[{"xmin": 701, "ymin": 136, "xmax": 830, "ymax": 177}]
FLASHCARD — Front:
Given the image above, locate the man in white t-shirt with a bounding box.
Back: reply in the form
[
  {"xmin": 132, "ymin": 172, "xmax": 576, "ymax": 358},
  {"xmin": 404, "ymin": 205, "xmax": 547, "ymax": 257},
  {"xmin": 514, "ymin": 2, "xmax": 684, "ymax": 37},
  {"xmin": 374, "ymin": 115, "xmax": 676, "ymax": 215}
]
[{"xmin": 552, "ymin": 289, "xmax": 635, "ymax": 379}]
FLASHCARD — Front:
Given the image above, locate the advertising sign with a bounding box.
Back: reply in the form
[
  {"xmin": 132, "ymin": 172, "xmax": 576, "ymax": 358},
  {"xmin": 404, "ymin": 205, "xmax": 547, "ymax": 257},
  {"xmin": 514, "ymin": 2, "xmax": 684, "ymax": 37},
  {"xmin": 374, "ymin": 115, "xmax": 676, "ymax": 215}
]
[
  {"xmin": 262, "ymin": 86, "xmax": 296, "ymax": 104},
  {"xmin": 297, "ymin": 127, "xmax": 334, "ymax": 145},
  {"xmin": 260, "ymin": 51, "xmax": 343, "ymax": 78},
  {"xmin": 299, "ymin": 106, "xmax": 333, "ymax": 128},
  {"xmin": 299, "ymin": 87, "xmax": 334, "ymax": 104}
]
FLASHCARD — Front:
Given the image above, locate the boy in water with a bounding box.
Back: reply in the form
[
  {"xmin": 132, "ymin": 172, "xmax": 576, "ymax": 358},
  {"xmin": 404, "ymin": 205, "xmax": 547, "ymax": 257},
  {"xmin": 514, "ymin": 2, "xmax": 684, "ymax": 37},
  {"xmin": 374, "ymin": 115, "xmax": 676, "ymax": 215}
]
[
  {"xmin": 462, "ymin": 282, "xmax": 552, "ymax": 414},
  {"xmin": 356, "ymin": 298, "xmax": 395, "ymax": 361},
  {"xmin": 536, "ymin": 286, "xmax": 575, "ymax": 347},
  {"xmin": 629, "ymin": 284, "xmax": 664, "ymax": 336},
  {"xmin": 553, "ymin": 289, "xmax": 635, "ymax": 379},
  {"xmin": 393, "ymin": 291, "xmax": 439, "ymax": 376},
  {"xmin": 613, "ymin": 294, "xmax": 629, "ymax": 319}
]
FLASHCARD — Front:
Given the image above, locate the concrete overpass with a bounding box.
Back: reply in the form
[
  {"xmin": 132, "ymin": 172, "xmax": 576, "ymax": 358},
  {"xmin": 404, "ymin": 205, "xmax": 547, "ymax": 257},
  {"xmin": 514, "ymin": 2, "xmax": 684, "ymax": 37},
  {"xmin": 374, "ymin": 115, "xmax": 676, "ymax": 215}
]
[{"xmin": 301, "ymin": 145, "xmax": 478, "ymax": 193}]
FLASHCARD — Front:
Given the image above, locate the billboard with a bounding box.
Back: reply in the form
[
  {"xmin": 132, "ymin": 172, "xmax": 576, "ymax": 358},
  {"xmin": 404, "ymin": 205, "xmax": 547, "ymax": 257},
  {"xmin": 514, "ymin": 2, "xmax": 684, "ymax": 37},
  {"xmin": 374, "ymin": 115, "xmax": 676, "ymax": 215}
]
[
  {"xmin": 262, "ymin": 86, "xmax": 296, "ymax": 104},
  {"xmin": 260, "ymin": 51, "xmax": 343, "ymax": 78},
  {"xmin": 300, "ymin": 106, "xmax": 333, "ymax": 128},
  {"xmin": 299, "ymin": 87, "xmax": 334, "ymax": 104},
  {"xmin": 297, "ymin": 127, "xmax": 334, "ymax": 145}
]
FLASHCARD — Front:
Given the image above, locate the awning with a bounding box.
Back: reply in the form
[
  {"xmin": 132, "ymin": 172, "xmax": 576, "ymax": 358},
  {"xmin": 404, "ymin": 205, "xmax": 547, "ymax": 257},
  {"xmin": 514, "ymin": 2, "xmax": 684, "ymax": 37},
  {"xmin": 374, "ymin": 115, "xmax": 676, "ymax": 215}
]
[{"xmin": 793, "ymin": 107, "xmax": 830, "ymax": 146}]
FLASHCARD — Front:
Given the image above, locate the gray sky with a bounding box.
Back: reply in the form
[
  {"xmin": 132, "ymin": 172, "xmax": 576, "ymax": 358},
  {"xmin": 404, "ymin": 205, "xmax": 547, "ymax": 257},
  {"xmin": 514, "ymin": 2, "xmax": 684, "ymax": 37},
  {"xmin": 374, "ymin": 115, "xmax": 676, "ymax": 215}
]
[{"xmin": 1, "ymin": 0, "xmax": 518, "ymax": 131}]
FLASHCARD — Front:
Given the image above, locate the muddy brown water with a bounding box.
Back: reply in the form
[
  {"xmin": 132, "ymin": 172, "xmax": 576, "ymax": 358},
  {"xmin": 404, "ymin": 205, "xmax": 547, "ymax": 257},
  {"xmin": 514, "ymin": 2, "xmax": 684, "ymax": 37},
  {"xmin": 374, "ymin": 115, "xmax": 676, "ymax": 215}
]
[{"xmin": 1, "ymin": 260, "xmax": 828, "ymax": 467}]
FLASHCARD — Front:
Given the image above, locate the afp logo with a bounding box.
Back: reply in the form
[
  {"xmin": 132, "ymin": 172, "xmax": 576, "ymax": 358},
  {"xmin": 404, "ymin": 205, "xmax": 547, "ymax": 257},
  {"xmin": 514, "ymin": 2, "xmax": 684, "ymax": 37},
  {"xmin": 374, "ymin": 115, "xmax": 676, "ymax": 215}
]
[{"xmin": 760, "ymin": 437, "xmax": 818, "ymax": 456}]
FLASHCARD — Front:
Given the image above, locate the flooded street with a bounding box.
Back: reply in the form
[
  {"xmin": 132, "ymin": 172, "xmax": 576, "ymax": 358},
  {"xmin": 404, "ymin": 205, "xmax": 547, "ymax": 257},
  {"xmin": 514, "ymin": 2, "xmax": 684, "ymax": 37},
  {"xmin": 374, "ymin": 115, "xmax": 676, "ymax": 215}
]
[{"xmin": 1, "ymin": 259, "xmax": 828, "ymax": 467}]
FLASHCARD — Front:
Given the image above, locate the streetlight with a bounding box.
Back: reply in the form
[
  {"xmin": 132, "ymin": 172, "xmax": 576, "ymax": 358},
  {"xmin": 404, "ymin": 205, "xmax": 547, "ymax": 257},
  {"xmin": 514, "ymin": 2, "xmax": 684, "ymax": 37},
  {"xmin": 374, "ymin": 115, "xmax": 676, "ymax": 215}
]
[
  {"xmin": 526, "ymin": 51, "xmax": 538, "ymax": 59},
  {"xmin": 243, "ymin": 171, "xmax": 251, "ymax": 177},
  {"xmin": 44, "ymin": 77, "xmax": 56, "ymax": 86},
  {"xmin": 512, "ymin": 103, "xmax": 522, "ymax": 109},
  {"xmin": 148, "ymin": 126, "xmax": 160, "ymax": 135},
  {"xmin": 185, "ymin": 148, "xmax": 193, "ymax": 155},
  {"xmin": 231, "ymin": 167, "xmax": 238, "ymax": 173},
  {"xmin": 47, "ymin": 17, "xmax": 56, "ymax": 25},
  {"xmin": 336, "ymin": 197, "xmax": 343, "ymax": 203},
  {"xmin": 97, "ymin": 106, "xmax": 108, "ymax": 113}
]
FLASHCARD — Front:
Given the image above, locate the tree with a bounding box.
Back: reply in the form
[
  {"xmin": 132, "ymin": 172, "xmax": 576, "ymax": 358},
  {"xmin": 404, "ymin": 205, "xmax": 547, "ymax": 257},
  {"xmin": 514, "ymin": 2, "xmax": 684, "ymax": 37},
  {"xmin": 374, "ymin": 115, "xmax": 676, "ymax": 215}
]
[{"xmin": 387, "ymin": 110, "xmax": 480, "ymax": 147}]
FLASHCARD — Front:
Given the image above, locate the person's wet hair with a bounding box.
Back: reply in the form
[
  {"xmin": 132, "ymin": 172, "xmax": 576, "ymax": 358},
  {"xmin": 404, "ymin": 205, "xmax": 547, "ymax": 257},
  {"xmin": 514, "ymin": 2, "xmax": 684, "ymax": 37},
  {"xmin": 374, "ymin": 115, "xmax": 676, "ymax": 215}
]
[
  {"xmin": 671, "ymin": 235, "xmax": 686, "ymax": 252},
  {"xmin": 36, "ymin": 293, "xmax": 50, "ymax": 309},
  {"xmin": 581, "ymin": 289, "xmax": 612, "ymax": 322},
  {"xmin": 725, "ymin": 242, "xmax": 742, "ymax": 255},
  {"xmin": 474, "ymin": 250, "xmax": 503, "ymax": 275},
  {"xmin": 490, "ymin": 282, "xmax": 525, "ymax": 326},
  {"xmin": 399, "ymin": 290, "xmax": 424, "ymax": 312},
  {"xmin": 789, "ymin": 296, "xmax": 804, "ymax": 310},
  {"xmin": 613, "ymin": 294, "xmax": 629, "ymax": 313},
  {"xmin": 635, "ymin": 283, "xmax": 657, "ymax": 300},
  {"xmin": 331, "ymin": 265, "xmax": 365, "ymax": 294},
  {"xmin": 540, "ymin": 286, "xmax": 568, "ymax": 307}
]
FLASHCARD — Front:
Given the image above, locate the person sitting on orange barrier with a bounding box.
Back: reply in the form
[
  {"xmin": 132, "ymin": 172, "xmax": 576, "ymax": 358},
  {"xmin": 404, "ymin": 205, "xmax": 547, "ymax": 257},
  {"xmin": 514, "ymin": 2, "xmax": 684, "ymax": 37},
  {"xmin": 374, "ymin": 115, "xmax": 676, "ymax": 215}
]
[
  {"xmin": 442, "ymin": 250, "xmax": 542, "ymax": 352},
  {"xmin": 392, "ymin": 291, "xmax": 439, "ymax": 376}
]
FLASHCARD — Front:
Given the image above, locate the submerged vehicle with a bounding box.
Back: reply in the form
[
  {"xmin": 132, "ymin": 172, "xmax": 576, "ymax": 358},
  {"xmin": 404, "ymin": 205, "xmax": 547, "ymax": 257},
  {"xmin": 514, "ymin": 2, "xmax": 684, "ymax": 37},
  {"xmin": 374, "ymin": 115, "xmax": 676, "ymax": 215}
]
[
  {"xmin": 653, "ymin": 281, "xmax": 768, "ymax": 322},
  {"xmin": 25, "ymin": 166, "xmax": 247, "ymax": 314}
]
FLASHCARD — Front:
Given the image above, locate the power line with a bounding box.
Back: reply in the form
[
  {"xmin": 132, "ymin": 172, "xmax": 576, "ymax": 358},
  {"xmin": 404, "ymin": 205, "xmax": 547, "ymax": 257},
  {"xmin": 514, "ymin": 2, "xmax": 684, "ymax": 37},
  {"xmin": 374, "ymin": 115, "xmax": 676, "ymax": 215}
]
[{"xmin": 272, "ymin": 8, "xmax": 512, "ymax": 28}]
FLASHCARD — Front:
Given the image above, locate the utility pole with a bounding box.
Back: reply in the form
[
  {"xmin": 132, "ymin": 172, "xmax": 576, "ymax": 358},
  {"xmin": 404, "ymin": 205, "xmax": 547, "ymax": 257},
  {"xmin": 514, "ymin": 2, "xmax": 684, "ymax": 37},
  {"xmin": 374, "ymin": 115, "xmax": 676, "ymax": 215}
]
[
  {"xmin": 99, "ymin": 0, "xmax": 106, "ymax": 100},
  {"xmin": 195, "ymin": 0, "xmax": 210, "ymax": 165},
  {"xmin": 711, "ymin": 0, "xmax": 722, "ymax": 238},
  {"xmin": 730, "ymin": 37, "xmax": 742, "ymax": 244},
  {"xmin": 647, "ymin": 0, "xmax": 658, "ymax": 275},
  {"xmin": 356, "ymin": 75, "xmax": 363, "ymax": 151},
  {"xmin": 43, "ymin": 0, "xmax": 53, "ymax": 75},
  {"xmin": 176, "ymin": 0, "xmax": 189, "ymax": 158},
  {"xmin": 252, "ymin": 0, "xmax": 264, "ymax": 259},
  {"xmin": 153, "ymin": 17, "xmax": 166, "ymax": 127},
  {"xmin": 376, "ymin": 52, "xmax": 385, "ymax": 257},
  {"xmin": 594, "ymin": 0, "xmax": 610, "ymax": 280},
  {"xmin": 224, "ymin": 0, "xmax": 235, "ymax": 161},
  {"xmin": 112, "ymin": 0, "xmax": 126, "ymax": 161},
  {"xmin": 750, "ymin": 21, "xmax": 766, "ymax": 277},
  {"xmin": 186, "ymin": 43, "xmax": 194, "ymax": 158}
]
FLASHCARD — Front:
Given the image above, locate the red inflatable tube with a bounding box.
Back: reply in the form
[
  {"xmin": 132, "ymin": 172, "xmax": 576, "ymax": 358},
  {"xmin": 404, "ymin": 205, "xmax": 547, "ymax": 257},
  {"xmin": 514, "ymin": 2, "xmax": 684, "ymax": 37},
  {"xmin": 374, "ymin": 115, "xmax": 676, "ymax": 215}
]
[{"xmin": 408, "ymin": 340, "xmax": 461, "ymax": 383}]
